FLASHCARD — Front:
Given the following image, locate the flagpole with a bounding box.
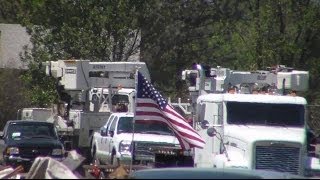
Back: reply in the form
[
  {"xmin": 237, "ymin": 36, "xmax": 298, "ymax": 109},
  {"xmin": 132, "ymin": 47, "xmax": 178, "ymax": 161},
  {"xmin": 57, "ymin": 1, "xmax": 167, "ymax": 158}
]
[{"xmin": 130, "ymin": 67, "xmax": 138, "ymax": 173}]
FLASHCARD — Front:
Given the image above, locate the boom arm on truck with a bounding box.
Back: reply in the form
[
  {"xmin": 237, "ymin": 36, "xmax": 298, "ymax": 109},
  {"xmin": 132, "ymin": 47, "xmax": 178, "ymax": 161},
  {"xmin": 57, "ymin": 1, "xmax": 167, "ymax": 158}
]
[
  {"xmin": 19, "ymin": 59, "xmax": 152, "ymax": 159},
  {"xmin": 44, "ymin": 60, "xmax": 151, "ymax": 113},
  {"xmin": 173, "ymin": 64, "xmax": 320, "ymax": 176},
  {"xmin": 171, "ymin": 65, "xmax": 309, "ymax": 116},
  {"xmin": 182, "ymin": 64, "xmax": 309, "ymax": 95}
]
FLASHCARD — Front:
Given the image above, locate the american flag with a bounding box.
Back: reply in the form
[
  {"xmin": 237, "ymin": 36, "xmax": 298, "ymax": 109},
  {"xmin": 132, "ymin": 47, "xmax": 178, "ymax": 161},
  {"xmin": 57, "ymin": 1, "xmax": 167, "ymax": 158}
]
[{"xmin": 134, "ymin": 71, "xmax": 205, "ymax": 150}]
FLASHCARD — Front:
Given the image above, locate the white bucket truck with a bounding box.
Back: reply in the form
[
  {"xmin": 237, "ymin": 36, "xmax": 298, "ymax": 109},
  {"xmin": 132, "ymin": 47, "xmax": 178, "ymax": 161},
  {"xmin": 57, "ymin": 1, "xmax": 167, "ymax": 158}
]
[
  {"xmin": 179, "ymin": 64, "xmax": 320, "ymax": 176},
  {"xmin": 18, "ymin": 59, "xmax": 151, "ymax": 158}
]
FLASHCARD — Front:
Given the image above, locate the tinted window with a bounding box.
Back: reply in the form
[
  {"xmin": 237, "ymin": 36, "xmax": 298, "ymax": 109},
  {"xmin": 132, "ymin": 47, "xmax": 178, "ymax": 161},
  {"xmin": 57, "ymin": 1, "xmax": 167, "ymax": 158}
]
[
  {"xmin": 111, "ymin": 95, "xmax": 129, "ymax": 105},
  {"xmin": 104, "ymin": 94, "xmax": 129, "ymax": 105},
  {"xmin": 117, "ymin": 117, "xmax": 174, "ymax": 135},
  {"xmin": 7, "ymin": 123, "xmax": 58, "ymax": 140},
  {"xmin": 226, "ymin": 102, "xmax": 305, "ymax": 127}
]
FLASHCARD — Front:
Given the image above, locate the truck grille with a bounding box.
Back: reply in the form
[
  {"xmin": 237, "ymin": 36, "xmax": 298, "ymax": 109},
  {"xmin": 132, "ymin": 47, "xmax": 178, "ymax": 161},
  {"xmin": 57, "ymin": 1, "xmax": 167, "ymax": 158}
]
[
  {"xmin": 134, "ymin": 142, "xmax": 180, "ymax": 155},
  {"xmin": 255, "ymin": 142, "xmax": 300, "ymax": 175},
  {"xmin": 20, "ymin": 147, "xmax": 52, "ymax": 159}
]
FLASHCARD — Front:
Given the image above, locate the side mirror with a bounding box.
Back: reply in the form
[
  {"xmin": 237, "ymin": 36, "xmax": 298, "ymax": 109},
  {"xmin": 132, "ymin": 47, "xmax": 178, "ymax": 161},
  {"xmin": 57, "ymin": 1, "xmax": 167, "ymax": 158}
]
[
  {"xmin": 207, "ymin": 127, "xmax": 217, "ymax": 137},
  {"xmin": 201, "ymin": 120, "xmax": 209, "ymax": 129},
  {"xmin": 100, "ymin": 130, "xmax": 105, "ymax": 136},
  {"xmin": 109, "ymin": 130, "xmax": 114, "ymax": 137}
]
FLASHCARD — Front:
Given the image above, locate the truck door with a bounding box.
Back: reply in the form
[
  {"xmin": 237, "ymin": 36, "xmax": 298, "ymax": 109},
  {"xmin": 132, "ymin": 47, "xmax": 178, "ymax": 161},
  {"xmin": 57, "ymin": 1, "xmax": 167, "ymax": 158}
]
[
  {"xmin": 106, "ymin": 116, "xmax": 118, "ymax": 162},
  {"xmin": 194, "ymin": 101, "xmax": 222, "ymax": 168},
  {"xmin": 209, "ymin": 102, "xmax": 223, "ymax": 155},
  {"xmin": 98, "ymin": 115, "xmax": 114, "ymax": 158}
]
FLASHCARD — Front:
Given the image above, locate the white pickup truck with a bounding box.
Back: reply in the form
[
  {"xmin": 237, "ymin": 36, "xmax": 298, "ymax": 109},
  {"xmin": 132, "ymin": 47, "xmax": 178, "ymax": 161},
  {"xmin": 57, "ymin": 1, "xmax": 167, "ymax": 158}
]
[{"xmin": 90, "ymin": 112, "xmax": 193, "ymax": 167}]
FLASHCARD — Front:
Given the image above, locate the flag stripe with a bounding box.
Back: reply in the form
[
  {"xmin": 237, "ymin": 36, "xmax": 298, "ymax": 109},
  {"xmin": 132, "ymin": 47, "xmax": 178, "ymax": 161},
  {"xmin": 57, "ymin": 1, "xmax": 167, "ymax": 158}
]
[
  {"xmin": 136, "ymin": 111, "xmax": 197, "ymax": 133},
  {"xmin": 134, "ymin": 118, "xmax": 205, "ymax": 148},
  {"xmin": 137, "ymin": 99, "xmax": 194, "ymax": 127},
  {"xmin": 135, "ymin": 71, "xmax": 205, "ymax": 150},
  {"xmin": 136, "ymin": 100, "xmax": 201, "ymax": 135},
  {"xmin": 135, "ymin": 112, "xmax": 205, "ymax": 144},
  {"xmin": 136, "ymin": 100, "xmax": 205, "ymax": 144}
]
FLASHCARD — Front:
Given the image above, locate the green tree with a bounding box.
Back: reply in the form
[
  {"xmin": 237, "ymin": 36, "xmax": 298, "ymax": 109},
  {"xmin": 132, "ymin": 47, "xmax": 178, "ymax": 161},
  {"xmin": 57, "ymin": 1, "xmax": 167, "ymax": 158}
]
[
  {"xmin": 0, "ymin": 0, "xmax": 21, "ymax": 23},
  {"xmin": 18, "ymin": 0, "xmax": 144, "ymax": 106},
  {"xmin": 1, "ymin": 0, "xmax": 319, "ymax": 125},
  {"xmin": 0, "ymin": 69, "xmax": 30, "ymax": 128},
  {"xmin": 139, "ymin": 0, "xmax": 320, "ymax": 128}
]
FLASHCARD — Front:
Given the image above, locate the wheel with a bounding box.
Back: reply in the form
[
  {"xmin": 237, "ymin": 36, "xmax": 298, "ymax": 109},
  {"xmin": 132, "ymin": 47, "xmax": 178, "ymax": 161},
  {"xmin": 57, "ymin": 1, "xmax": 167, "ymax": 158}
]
[
  {"xmin": 88, "ymin": 140, "xmax": 94, "ymax": 162},
  {"xmin": 110, "ymin": 150, "xmax": 119, "ymax": 166},
  {"xmin": 92, "ymin": 147, "xmax": 101, "ymax": 165},
  {"xmin": 98, "ymin": 171, "xmax": 106, "ymax": 179},
  {"xmin": 94, "ymin": 155, "xmax": 101, "ymax": 166}
]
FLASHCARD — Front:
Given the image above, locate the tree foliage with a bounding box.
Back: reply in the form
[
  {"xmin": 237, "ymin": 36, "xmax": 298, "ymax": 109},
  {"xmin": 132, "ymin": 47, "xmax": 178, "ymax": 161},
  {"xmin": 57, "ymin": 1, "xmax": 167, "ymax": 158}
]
[
  {"xmin": 20, "ymin": 0, "xmax": 143, "ymax": 62},
  {"xmin": 140, "ymin": 0, "xmax": 320, "ymax": 104},
  {"xmin": 16, "ymin": 0, "xmax": 145, "ymax": 106},
  {"xmin": 0, "ymin": 69, "xmax": 30, "ymax": 128},
  {"xmin": 0, "ymin": 0, "xmax": 21, "ymax": 23},
  {"xmin": 0, "ymin": 0, "xmax": 319, "ymax": 127}
]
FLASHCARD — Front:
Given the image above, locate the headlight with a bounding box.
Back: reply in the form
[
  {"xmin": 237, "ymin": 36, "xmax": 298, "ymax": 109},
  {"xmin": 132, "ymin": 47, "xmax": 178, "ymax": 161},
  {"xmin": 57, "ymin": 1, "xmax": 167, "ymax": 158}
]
[
  {"xmin": 6, "ymin": 147, "xmax": 19, "ymax": 155},
  {"xmin": 52, "ymin": 148, "xmax": 64, "ymax": 156},
  {"xmin": 119, "ymin": 140, "xmax": 132, "ymax": 154}
]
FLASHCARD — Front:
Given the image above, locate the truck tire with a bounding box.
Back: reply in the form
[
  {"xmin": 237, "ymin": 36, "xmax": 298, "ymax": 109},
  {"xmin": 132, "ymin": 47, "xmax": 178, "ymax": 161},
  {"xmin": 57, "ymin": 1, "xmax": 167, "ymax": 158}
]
[
  {"xmin": 110, "ymin": 149, "xmax": 119, "ymax": 166},
  {"xmin": 92, "ymin": 146, "xmax": 101, "ymax": 165},
  {"xmin": 98, "ymin": 171, "xmax": 106, "ymax": 179},
  {"xmin": 94, "ymin": 155, "xmax": 101, "ymax": 166},
  {"xmin": 88, "ymin": 141, "xmax": 94, "ymax": 163}
]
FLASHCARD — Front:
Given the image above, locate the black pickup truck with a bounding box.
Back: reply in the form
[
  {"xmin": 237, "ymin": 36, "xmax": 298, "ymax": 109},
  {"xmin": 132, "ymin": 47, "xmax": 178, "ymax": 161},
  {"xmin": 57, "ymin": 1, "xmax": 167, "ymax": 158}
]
[{"xmin": 0, "ymin": 120, "xmax": 65, "ymax": 171}]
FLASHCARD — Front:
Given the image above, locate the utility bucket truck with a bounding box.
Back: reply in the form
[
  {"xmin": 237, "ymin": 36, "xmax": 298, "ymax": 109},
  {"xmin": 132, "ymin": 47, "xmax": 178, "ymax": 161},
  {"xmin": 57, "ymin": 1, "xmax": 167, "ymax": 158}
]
[
  {"xmin": 179, "ymin": 64, "xmax": 320, "ymax": 176},
  {"xmin": 18, "ymin": 59, "xmax": 151, "ymax": 157}
]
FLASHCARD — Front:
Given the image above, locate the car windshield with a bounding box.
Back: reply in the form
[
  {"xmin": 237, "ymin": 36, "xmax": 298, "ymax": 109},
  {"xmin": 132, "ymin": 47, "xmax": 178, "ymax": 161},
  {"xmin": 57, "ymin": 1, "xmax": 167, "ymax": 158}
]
[
  {"xmin": 7, "ymin": 123, "xmax": 58, "ymax": 140},
  {"xmin": 226, "ymin": 102, "xmax": 305, "ymax": 127},
  {"xmin": 104, "ymin": 94, "xmax": 129, "ymax": 112},
  {"xmin": 117, "ymin": 117, "xmax": 174, "ymax": 136}
]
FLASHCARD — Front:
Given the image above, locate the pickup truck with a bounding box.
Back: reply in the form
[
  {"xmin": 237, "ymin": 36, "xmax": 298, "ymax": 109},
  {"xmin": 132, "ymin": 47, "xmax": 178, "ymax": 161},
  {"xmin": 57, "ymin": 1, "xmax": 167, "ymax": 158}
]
[
  {"xmin": 90, "ymin": 112, "xmax": 193, "ymax": 167},
  {"xmin": 0, "ymin": 120, "xmax": 65, "ymax": 171}
]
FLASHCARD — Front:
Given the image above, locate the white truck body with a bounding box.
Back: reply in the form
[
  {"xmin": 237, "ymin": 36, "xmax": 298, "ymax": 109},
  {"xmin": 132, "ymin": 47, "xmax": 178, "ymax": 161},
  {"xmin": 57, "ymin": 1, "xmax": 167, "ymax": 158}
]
[
  {"xmin": 19, "ymin": 59, "xmax": 151, "ymax": 153},
  {"xmin": 19, "ymin": 108, "xmax": 53, "ymax": 122},
  {"xmin": 91, "ymin": 112, "xmax": 189, "ymax": 167},
  {"xmin": 194, "ymin": 94, "xmax": 307, "ymax": 176},
  {"xmin": 177, "ymin": 64, "xmax": 320, "ymax": 176},
  {"xmin": 89, "ymin": 88, "xmax": 136, "ymax": 113},
  {"xmin": 69, "ymin": 110, "xmax": 111, "ymax": 148}
]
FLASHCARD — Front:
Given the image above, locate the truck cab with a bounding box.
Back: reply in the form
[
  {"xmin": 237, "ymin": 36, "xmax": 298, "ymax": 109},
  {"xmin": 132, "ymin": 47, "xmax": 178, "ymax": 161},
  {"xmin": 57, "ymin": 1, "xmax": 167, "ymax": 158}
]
[
  {"xmin": 91, "ymin": 112, "xmax": 192, "ymax": 167},
  {"xmin": 179, "ymin": 64, "xmax": 320, "ymax": 176},
  {"xmin": 194, "ymin": 93, "xmax": 307, "ymax": 176},
  {"xmin": 89, "ymin": 87, "xmax": 135, "ymax": 113},
  {"xmin": 18, "ymin": 59, "xmax": 151, "ymax": 158}
]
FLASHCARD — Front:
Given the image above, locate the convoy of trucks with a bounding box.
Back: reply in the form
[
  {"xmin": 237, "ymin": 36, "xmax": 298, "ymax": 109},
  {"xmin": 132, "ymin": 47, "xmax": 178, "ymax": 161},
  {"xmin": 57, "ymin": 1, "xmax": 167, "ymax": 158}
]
[
  {"xmin": 15, "ymin": 59, "xmax": 320, "ymax": 176},
  {"xmin": 177, "ymin": 64, "xmax": 320, "ymax": 176},
  {"xmin": 17, "ymin": 59, "xmax": 192, "ymax": 167},
  {"xmin": 18, "ymin": 59, "xmax": 150, "ymax": 158}
]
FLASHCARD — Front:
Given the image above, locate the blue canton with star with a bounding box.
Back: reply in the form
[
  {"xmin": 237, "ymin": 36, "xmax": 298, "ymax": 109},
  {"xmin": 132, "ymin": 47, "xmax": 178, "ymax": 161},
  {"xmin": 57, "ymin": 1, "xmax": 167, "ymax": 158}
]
[{"xmin": 137, "ymin": 72, "xmax": 167, "ymax": 110}]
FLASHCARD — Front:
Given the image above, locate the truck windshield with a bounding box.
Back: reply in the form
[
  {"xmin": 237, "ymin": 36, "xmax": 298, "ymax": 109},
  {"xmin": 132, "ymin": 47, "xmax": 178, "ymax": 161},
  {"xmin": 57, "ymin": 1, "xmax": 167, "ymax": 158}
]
[
  {"xmin": 7, "ymin": 123, "xmax": 58, "ymax": 140},
  {"xmin": 117, "ymin": 117, "xmax": 174, "ymax": 135},
  {"xmin": 111, "ymin": 94, "xmax": 129, "ymax": 105},
  {"xmin": 104, "ymin": 94, "xmax": 129, "ymax": 112},
  {"xmin": 226, "ymin": 102, "xmax": 305, "ymax": 127}
]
